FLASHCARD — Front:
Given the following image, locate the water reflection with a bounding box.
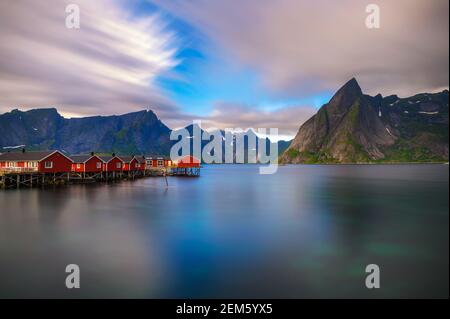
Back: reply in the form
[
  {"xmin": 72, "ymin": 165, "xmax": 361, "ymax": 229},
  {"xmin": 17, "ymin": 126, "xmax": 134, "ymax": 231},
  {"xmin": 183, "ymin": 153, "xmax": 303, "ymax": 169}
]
[{"xmin": 0, "ymin": 165, "xmax": 448, "ymax": 298}]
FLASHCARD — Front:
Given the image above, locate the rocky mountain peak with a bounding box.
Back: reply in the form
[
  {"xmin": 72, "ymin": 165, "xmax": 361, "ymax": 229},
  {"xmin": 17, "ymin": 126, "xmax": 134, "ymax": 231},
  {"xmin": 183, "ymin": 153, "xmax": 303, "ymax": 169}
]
[
  {"xmin": 328, "ymin": 77, "xmax": 363, "ymax": 110},
  {"xmin": 281, "ymin": 79, "xmax": 449, "ymax": 164}
]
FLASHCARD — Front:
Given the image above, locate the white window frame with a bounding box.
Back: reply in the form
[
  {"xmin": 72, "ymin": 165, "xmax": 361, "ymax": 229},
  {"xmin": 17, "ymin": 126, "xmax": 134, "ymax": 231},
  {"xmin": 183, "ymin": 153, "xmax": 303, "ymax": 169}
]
[
  {"xmin": 44, "ymin": 161, "xmax": 53, "ymax": 169},
  {"xmin": 157, "ymin": 160, "xmax": 164, "ymax": 167},
  {"xmin": 116, "ymin": 162, "xmax": 122, "ymax": 169},
  {"xmin": 96, "ymin": 162, "xmax": 102, "ymax": 169},
  {"xmin": 76, "ymin": 163, "xmax": 81, "ymax": 169}
]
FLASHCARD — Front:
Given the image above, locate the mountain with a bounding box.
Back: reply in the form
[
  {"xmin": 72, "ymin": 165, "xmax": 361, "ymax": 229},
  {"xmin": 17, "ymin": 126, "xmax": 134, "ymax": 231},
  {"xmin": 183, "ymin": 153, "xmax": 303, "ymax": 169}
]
[
  {"xmin": 178, "ymin": 124, "xmax": 290, "ymax": 163},
  {"xmin": 0, "ymin": 108, "xmax": 172, "ymax": 155},
  {"xmin": 280, "ymin": 78, "xmax": 449, "ymax": 163},
  {"xmin": 0, "ymin": 108, "xmax": 291, "ymax": 160}
]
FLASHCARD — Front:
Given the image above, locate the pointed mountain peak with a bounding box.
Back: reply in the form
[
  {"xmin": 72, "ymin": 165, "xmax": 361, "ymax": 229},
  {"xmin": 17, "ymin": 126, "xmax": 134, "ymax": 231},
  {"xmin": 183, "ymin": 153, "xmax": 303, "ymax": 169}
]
[
  {"xmin": 328, "ymin": 77, "xmax": 363, "ymax": 109},
  {"xmin": 336, "ymin": 77, "xmax": 362, "ymax": 96}
]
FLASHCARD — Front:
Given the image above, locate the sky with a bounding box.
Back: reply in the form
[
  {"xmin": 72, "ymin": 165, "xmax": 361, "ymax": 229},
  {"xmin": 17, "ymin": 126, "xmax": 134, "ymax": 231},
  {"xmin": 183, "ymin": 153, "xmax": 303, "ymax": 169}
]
[{"xmin": 0, "ymin": 0, "xmax": 448, "ymax": 139}]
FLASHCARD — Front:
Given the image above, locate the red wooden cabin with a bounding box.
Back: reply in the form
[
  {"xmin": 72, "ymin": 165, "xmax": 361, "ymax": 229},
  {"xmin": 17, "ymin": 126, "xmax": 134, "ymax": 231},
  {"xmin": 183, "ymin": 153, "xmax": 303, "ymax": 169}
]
[
  {"xmin": 135, "ymin": 156, "xmax": 146, "ymax": 171},
  {"xmin": 71, "ymin": 153, "xmax": 104, "ymax": 173},
  {"xmin": 176, "ymin": 155, "xmax": 200, "ymax": 168},
  {"xmin": 121, "ymin": 156, "xmax": 141, "ymax": 171},
  {"xmin": 99, "ymin": 154, "xmax": 124, "ymax": 172},
  {"xmin": 145, "ymin": 155, "xmax": 172, "ymax": 168},
  {"xmin": 0, "ymin": 150, "xmax": 73, "ymax": 173}
]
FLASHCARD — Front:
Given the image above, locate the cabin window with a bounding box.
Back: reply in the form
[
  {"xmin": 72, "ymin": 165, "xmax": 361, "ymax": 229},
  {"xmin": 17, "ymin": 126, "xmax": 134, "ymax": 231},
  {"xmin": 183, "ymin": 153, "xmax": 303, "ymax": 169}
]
[
  {"xmin": 28, "ymin": 161, "xmax": 37, "ymax": 168},
  {"xmin": 157, "ymin": 160, "xmax": 164, "ymax": 166},
  {"xmin": 76, "ymin": 164, "xmax": 81, "ymax": 169},
  {"xmin": 96, "ymin": 162, "xmax": 102, "ymax": 169},
  {"xmin": 116, "ymin": 162, "xmax": 122, "ymax": 169},
  {"xmin": 44, "ymin": 161, "xmax": 53, "ymax": 169},
  {"xmin": 136, "ymin": 163, "xmax": 140, "ymax": 168},
  {"xmin": 8, "ymin": 162, "xmax": 15, "ymax": 168}
]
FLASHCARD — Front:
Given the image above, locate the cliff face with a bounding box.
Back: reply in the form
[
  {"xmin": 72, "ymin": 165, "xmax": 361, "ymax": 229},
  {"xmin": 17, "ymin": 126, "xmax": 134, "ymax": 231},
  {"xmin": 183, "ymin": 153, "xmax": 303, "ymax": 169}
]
[
  {"xmin": 0, "ymin": 109, "xmax": 172, "ymax": 155},
  {"xmin": 281, "ymin": 78, "xmax": 449, "ymax": 163}
]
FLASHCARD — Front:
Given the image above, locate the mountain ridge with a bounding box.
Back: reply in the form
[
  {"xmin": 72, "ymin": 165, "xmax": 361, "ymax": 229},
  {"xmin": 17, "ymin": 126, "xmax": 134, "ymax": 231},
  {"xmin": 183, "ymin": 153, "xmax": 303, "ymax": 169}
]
[
  {"xmin": 0, "ymin": 108, "xmax": 291, "ymax": 158},
  {"xmin": 0, "ymin": 108, "xmax": 173, "ymax": 155},
  {"xmin": 280, "ymin": 78, "xmax": 449, "ymax": 163}
]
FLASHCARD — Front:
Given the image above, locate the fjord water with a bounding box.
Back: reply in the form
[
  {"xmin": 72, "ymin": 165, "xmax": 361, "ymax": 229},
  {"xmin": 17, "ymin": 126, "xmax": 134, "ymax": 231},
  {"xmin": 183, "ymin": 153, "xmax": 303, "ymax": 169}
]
[{"xmin": 0, "ymin": 165, "xmax": 448, "ymax": 298}]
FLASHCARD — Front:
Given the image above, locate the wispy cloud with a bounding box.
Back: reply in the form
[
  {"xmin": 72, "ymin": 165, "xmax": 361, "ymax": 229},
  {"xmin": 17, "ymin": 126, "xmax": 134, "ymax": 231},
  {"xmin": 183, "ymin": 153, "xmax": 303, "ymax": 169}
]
[
  {"xmin": 199, "ymin": 102, "xmax": 317, "ymax": 138},
  {"xmin": 152, "ymin": 0, "xmax": 449, "ymax": 97},
  {"xmin": 0, "ymin": 0, "xmax": 180, "ymax": 118}
]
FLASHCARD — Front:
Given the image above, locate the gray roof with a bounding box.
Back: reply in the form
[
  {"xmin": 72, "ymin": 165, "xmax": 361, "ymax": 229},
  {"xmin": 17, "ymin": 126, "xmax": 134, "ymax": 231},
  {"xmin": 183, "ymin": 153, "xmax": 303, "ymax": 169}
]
[
  {"xmin": 98, "ymin": 155, "xmax": 126, "ymax": 163},
  {"xmin": 120, "ymin": 156, "xmax": 136, "ymax": 163},
  {"xmin": 0, "ymin": 150, "xmax": 54, "ymax": 161},
  {"xmin": 135, "ymin": 156, "xmax": 146, "ymax": 163},
  {"xmin": 146, "ymin": 155, "xmax": 170, "ymax": 160},
  {"xmin": 98, "ymin": 155, "xmax": 114, "ymax": 162},
  {"xmin": 70, "ymin": 155, "xmax": 103, "ymax": 163}
]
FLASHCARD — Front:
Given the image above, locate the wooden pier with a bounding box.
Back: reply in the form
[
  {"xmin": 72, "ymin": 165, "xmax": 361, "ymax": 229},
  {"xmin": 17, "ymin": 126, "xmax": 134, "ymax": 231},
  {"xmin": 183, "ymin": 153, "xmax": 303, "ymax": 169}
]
[
  {"xmin": 170, "ymin": 167, "xmax": 200, "ymax": 177},
  {"xmin": 0, "ymin": 167, "xmax": 199, "ymax": 190},
  {"xmin": 0, "ymin": 151, "xmax": 201, "ymax": 190}
]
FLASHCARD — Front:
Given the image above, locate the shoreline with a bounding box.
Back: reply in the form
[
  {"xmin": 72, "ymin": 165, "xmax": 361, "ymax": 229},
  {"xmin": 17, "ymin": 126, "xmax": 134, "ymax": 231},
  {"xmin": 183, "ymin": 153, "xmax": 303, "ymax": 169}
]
[{"xmin": 201, "ymin": 162, "xmax": 449, "ymax": 166}]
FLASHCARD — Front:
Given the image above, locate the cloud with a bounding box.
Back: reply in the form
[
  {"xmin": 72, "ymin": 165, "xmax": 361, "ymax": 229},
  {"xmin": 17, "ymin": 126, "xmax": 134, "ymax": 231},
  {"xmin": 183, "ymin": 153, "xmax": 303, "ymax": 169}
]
[
  {"xmin": 0, "ymin": 0, "xmax": 180, "ymax": 118},
  {"xmin": 152, "ymin": 0, "xmax": 449, "ymax": 97},
  {"xmin": 198, "ymin": 102, "xmax": 317, "ymax": 139}
]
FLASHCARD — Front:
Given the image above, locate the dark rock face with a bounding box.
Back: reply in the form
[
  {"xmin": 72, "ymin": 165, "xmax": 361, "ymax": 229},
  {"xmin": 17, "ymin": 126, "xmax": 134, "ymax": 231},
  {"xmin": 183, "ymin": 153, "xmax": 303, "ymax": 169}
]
[
  {"xmin": 281, "ymin": 78, "xmax": 449, "ymax": 163},
  {"xmin": 0, "ymin": 108, "xmax": 172, "ymax": 155}
]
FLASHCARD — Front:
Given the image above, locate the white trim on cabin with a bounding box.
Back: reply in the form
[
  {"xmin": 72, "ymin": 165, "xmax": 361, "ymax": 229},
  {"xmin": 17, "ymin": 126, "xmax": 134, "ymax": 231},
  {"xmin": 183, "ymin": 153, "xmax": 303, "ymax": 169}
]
[
  {"xmin": 74, "ymin": 155, "xmax": 106, "ymax": 164},
  {"xmin": 105, "ymin": 155, "xmax": 125, "ymax": 164},
  {"xmin": 40, "ymin": 150, "xmax": 74, "ymax": 163}
]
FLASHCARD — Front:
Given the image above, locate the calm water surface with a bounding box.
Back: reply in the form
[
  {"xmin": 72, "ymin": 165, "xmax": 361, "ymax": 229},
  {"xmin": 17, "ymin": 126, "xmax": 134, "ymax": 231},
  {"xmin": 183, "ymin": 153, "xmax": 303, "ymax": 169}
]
[{"xmin": 0, "ymin": 165, "xmax": 448, "ymax": 298}]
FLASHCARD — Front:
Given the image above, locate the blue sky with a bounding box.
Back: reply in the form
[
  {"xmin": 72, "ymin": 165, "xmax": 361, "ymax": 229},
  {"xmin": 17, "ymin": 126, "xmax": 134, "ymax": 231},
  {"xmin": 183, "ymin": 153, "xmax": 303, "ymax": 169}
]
[
  {"xmin": 0, "ymin": 0, "xmax": 448, "ymax": 138},
  {"xmin": 136, "ymin": 0, "xmax": 332, "ymax": 120}
]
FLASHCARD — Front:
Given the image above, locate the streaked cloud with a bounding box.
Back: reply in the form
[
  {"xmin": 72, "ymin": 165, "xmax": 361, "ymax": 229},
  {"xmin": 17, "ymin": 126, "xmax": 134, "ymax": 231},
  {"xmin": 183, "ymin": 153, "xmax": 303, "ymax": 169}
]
[
  {"xmin": 1, "ymin": 0, "xmax": 447, "ymax": 137},
  {"xmin": 152, "ymin": 0, "xmax": 449, "ymax": 97},
  {"xmin": 201, "ymin": 102, "xmax": 317, "ymax": 138},
  {"xmin": 0, "ymin": 0, "xmax": 180, "ymax": 118}
]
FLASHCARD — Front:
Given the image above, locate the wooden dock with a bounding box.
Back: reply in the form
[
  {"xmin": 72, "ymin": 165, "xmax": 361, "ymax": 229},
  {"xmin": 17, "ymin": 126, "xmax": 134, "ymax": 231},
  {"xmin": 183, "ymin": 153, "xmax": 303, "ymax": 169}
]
[
  {"xmin": 0, "ymin": 166, "xmax": 199, "ymax": 190},
  {"xmin": 169, "ymin": 167, "xmax": 201, "ymax": 177}
]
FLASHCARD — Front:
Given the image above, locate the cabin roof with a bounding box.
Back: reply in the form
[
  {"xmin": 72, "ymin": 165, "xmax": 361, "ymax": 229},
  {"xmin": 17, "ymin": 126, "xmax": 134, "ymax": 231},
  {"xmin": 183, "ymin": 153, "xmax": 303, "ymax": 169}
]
[
  {"xmin": 0, "ymin": 150, "xmax": 54, "ymax": 161},
  {"xmin": 179, "ymin": 155, "xmax": 200, "ymax": 162},
  {"xmin": 70, "ymin": 155, "xmax": 103, "ymax": 163},
  {"xmin": 178, "ymin": 155, "xmax": 200, "ymax": 165},
  {"xmin": 146, "ymin": 155, "xmax": 170, "ymax": 160},
  {"xmin": 120, "ymin": 156, "xmax": 136, "ymax": 163},
  {"xmin": 135, "ymin": 157, "xmax": 146, "ymax": 163},
  {"xmin": 99, "ymin": 155, "xmax": 121, "ymax": 163}
]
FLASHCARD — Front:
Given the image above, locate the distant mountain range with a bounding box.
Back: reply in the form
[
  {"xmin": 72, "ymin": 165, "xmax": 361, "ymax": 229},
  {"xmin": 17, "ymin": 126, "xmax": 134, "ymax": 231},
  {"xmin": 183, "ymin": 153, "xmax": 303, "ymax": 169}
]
[
  {"xmin": 1, "ymin": 78, "xmax": 447, "ymax": 163},
  {"xmin": 181, "ymin": 124, "xmax": 291, "ymax": 163},
  {"xmin": 0, "ymin": 108, "xmax": 291, "ymax": 160},
  {"xmin": 280, "ymin": 78, "xmax": 449, "ymax": 163},
  {"xmin": 0, "ymin": 108, "xmax": 173, "ymax": 155}
]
